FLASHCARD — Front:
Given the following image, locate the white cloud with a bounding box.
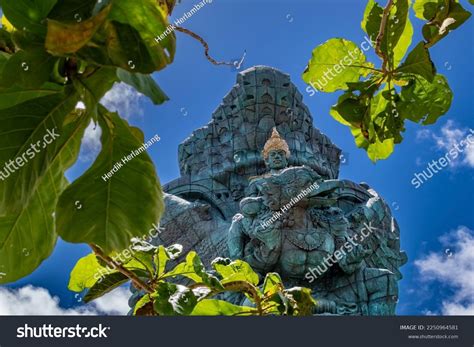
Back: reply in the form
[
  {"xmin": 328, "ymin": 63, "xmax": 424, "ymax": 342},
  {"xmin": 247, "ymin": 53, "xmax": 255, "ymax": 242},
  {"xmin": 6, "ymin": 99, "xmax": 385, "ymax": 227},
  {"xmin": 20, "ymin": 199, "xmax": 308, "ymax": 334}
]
[
  {"xmin": 100, "ymin": 83, "xmax": 143, "ymax": 119},
  {"xmin": 0, "ymin": 286, "xmax": 130, "ymax": 316},
  {"xmin": 416, "ymin": 120, "xmax": 474, "ymax": 168},
  {"xmin": 432, "ymin": 120, "xmax": 466, "ymax": 152},
  {"xmin": 415, "ymin": 226, "xmax": 474, "ymax": 315},
  {"xmin": 79, "ymin": 121, "xmax": 102, "ymax": 162},
  {"xmin": 464, "ymin": 143, "xmax": 474, "ymax": 167},
  {"xmin": 75, "ymin": 83, "xmax": 143, "ymax": 162},
  {"xmin": 416, "ymin": 129, "xmax": 432, "ymax": 141}
]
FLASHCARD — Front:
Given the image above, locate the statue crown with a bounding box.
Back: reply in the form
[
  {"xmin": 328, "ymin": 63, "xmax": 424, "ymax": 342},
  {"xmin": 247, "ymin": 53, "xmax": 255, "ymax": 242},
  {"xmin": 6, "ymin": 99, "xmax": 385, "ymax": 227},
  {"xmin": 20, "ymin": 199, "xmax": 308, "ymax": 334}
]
[{"xmin": 262, "ymin": 127, "xmax": 291, "ymax": 159}]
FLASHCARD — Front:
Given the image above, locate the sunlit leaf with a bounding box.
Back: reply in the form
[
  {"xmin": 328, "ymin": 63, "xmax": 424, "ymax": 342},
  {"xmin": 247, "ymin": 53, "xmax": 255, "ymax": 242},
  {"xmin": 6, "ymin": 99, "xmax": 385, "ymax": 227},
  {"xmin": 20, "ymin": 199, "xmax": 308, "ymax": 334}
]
[
  {"xmin": 191, "ymin": 299, "xmax": 255, "ymax": 316},
  {"xmin": 56, "ymin": 108, "xmax": 164, "ymax": 254},
  {"xmin": 396, "ymin": 41, "xmax": 435, "ymax": 82},
  {"xmin": 302, "ymin": 38, "xmax": 374, "ymax": 93},
  {"xmin": 399, "ymin": 74, "xmax": 452, "ymax": 124},
  {"xmin": 213, "ymin": 259, "xmax": 260, "ymax": 286},
  {"xmin": 0, "ymin": 92, "xmax": 88, "ymax": 284}
]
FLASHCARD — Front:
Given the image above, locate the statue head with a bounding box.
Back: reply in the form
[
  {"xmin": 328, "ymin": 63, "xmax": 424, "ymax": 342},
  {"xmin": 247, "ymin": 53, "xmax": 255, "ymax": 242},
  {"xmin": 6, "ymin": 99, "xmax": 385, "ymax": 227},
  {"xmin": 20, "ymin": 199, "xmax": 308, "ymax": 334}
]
[{"xmin": 262, "ymin": 128, "xmax": 290, "ymax": 170}]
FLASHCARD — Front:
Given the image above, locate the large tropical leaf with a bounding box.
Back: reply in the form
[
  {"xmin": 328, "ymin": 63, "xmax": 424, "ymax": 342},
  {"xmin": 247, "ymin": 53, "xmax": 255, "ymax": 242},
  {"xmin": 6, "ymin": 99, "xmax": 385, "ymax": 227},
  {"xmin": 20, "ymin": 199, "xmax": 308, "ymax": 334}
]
[
  {"xmin": 45, "ymin": 0, "xmax": 176, "ymax": 74},
  {"xmin": 302, "ymin": 38, "xmax": 373, "ymax": 93},
  {"xmin": 0, "ymin": 91, "xmax": 88, "ymax": 284},
  {"xmin": 0, "ymin": 0, "xmax": 57, "ymax": 35},
  {"xmin": 117, "ymin": 68, "xmax": 168, "ymax": 105},
  {"xmin": 56, "ymin": 108, "xmax": 164, "ymax": 254},
  {"xmin": 361, "ymin": 0, "xmax": 413, "ymax": 67},
  {"xmin": 0, "ymin": 83, "xmax": 63, "ymax": 110},
  {"xmin": 191, "ymin": 299, "xmax": 255, "ymax": 316}
]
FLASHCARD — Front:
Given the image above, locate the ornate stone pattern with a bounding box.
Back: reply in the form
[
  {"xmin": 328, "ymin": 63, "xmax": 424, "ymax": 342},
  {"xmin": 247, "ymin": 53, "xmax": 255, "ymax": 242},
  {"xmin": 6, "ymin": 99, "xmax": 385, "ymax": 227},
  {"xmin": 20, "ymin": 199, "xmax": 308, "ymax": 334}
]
[{"xmin": 154, "ymin": 66, "xmax": 407, "ymax": 315}]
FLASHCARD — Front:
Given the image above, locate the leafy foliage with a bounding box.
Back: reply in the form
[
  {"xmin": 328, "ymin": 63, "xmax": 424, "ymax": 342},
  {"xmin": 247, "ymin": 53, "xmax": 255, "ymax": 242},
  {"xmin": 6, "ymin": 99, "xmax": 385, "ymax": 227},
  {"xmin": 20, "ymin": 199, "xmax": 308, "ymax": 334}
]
[
  {"xmin": 303, "ymin": 0, "xmax": 471, "ymax": 161},
  {"xmin": 0, "ymin": 0, "xmax": 176, "ymax": 283},
  {"xmin": 69, "ymin": 243, "xmax": 317, "ymax": 316}
]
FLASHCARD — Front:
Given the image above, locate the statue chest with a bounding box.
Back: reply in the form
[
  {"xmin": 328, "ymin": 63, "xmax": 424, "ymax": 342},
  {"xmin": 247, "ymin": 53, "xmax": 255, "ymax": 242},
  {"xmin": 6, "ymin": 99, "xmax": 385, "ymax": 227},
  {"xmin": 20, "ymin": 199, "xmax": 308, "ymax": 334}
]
[
  {"xmin": 277, "ymin": 229, "xmax": 335, "ymax": 277},
  {"xmin": 284, "ymin": 228, "xmax": 334, "ymax": 252}
]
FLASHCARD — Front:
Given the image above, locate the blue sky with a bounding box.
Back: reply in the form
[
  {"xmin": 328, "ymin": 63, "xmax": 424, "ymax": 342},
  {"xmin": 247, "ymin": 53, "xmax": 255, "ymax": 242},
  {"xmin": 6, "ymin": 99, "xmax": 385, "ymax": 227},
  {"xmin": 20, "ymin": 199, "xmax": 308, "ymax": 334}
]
[{"xmin": 1, "ymin": 0, "xmax": 473, "ymax": 315}]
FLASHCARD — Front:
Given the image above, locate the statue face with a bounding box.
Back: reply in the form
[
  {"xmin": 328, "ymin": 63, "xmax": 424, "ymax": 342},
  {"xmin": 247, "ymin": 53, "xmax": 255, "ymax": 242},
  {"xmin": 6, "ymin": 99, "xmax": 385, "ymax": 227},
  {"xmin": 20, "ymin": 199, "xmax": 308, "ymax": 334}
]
[{"xmin": 265, "ymin": 150, "xmax": 288, "ymax": 170}]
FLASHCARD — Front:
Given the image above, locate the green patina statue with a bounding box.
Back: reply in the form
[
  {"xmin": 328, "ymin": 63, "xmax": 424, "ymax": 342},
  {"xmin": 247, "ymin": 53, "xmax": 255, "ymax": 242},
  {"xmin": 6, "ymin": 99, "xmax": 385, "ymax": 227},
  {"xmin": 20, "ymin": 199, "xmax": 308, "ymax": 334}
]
[{"xmin": 151, "ymin": 66, "xmax": 407, "ymax": 316}]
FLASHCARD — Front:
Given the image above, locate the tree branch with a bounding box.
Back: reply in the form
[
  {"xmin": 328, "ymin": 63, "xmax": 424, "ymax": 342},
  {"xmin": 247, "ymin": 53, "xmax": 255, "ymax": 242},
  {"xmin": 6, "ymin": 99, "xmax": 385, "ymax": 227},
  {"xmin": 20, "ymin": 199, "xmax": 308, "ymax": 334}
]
[
  {"xmin": 89, "ymin": 244, "xmax": 154, "ymax": 294},
  {"xmin": 174, "ymin": 26, "xmax": 235, "ymax": 67},
  {"xmin": 375, "ymin": 0, "xmax": 394, "ymax": 73}
]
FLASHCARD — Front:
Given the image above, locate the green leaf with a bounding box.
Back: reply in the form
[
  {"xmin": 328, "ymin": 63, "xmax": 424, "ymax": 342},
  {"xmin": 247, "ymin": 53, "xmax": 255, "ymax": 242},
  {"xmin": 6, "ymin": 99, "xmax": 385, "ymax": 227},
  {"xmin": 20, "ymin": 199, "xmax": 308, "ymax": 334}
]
[
  {"xmin": 391, "ymin": 0, "xmax": 414, "ymax": 67},
  {"xmin": 133, "ymin": 256, "xmax": 155, "ymax": 278},
  {"xmin": 11, "ymin": 29, "xmax": 45, "ymax": 51},
  {"xmin": 48, "ymin": 0, "xmax": 98, "ymax": 21},
  {"xmin": 414, "ymin": 0, "xmax": 445, "ymax": 19},
  {"xmin": 84, "ymin": 268, "xmax": 149, "ymax": 302},
  {"xmin": 56, "ymin": 108, "xmax": 164, "ymax": 254},
  {"xmin": 106, "ymin": 0, "xmax": 175, "ymax": 72},
  {"xmin": 262, "ymin": 272, "xmax": 283, "ymax": 295},
  {"xmin": 361, "ymin": 0, "xmax": 413, "ymax": 68},
  {"xmin": 165, "ymin": 251, "xmax": 224, "ymax": 290},
  {"xmin": 0, "ymin": 83, "xmax": 63, "ymax": 110},
  {"xmin": 0, "ymin": 48, "xmax": 57, "ymax": 89},
  {"xmin": 133, "ymin": 293, "xmax": 153, "ymax": 315},
  {"xmin": 154, "ymin": 245, "xmax": 170, "ymax": 278},
  {"xmin": 373, "ymin": 91, "xmax": 405, "ymax": 144},
  {"xmin": 69, "ymin": 252, "xmax": 149, "ymax": 297},
  {"xmin": 73, "ymin": 67, "xmax": 118, "ymax": 121},
  {"xmin": 191, "ymin": 299, "xmax": 255, "ymax": 316},
  {"xmin": 0, "ymin": 93, "xmax": 89, "ymax": 284},
  {"xmin": 334, "ymin": 93, "xmax": 369, "ymax": 125},
  {"xmin": 420, "ymin": 0, "xmax": 471, "ymax": 47},
  {"xmin": 399, "ymin": 74, "xmax": 452, "ymax": 124},
  {"xmin": 68, "ymin": 253, "xmax": 109, "ymax": 292},
  {"xmin": 396, "ymin": 41, "xmax": 435, "ymax": 82},
  {"xmin": 302, "ymin": 38, "xmax": 373, "ymax": 93},
  {"xmin": 330, "ymin": 104, "xmax": 352, "ymax": 127},
  {"xmin": 45, "ymin": 0, "xmax": 176, "ymax": 73},
  {"xmin": 366, "ymin": 136, "xmax": 395, "ymax": 162},
  {"xmin": 165, "ymin": 251, "xmax": 204, "ymax": 282},
  {"xmin": 332, "ymin": 89, "xmax": 397, "ymax": 162},
  {"xmin": 117, "ymin": 68, "xmax": 169, "ymax": 105},
  {"xmin": 45, "ymin": 5, "xmax": 111, "ymax": 54},
  {"xmin": 158, "ymin": 0, "xmax": 177, "ymax": 15},
  {"xmin": 283, "ymin": 287, "xmax": 316, "ymax": 316},
  {"xmin": 361, "ymin": 0, "xmax": 383, "ymax": 40},
  {"xmin": 213, "ymin": 259, "xmax": 260, "ymax": 286},
  {"xmin": 153, "ymin": 282, "xmax": 198, "ymax": 316},
  {"xmin": 0, "ymin": 0, "xmax": 57, "ymax": 35},
  {"xmin": 67, "ymin": 0, "xmax": 176, "ymax": 74}
]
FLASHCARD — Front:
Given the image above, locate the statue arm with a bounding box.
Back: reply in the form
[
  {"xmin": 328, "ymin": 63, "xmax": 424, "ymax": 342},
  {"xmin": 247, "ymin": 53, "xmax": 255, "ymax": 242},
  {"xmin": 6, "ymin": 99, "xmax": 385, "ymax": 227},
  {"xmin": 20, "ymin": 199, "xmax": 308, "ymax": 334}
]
[{"xmin": 228, "ymin": 216, "xmax": 246, "ymax": 259}]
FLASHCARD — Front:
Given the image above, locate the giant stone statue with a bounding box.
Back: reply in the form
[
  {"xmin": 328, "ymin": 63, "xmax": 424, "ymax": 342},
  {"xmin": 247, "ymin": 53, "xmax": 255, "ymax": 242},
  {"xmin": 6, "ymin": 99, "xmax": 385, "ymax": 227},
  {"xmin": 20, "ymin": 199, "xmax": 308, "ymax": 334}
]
[{"xmin": 153, "ymin": 66, "xmax": 407, "ymax": 315}]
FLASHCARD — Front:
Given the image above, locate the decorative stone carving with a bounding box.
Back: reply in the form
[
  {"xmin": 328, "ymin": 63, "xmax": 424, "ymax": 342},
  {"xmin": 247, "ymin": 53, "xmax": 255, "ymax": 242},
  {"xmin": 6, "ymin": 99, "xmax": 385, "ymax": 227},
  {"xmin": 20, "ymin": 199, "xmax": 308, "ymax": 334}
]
[{"xmin": 154, "ymin": 66, "xmax": 407, "ymax": 315}]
